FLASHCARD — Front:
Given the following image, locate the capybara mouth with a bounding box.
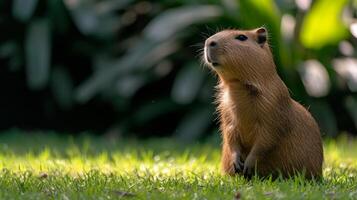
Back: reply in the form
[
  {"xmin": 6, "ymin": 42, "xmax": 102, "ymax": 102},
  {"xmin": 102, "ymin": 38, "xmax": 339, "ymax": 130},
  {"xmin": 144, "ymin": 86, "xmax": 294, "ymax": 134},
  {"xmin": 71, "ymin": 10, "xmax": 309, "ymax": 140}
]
[
  {"xmin": 211, "ymin": 62, "xmax": 219, "ymax": 67},
  {"xmin": 204, "ymin": 47, "xmax": 220, "ymax": 67}
]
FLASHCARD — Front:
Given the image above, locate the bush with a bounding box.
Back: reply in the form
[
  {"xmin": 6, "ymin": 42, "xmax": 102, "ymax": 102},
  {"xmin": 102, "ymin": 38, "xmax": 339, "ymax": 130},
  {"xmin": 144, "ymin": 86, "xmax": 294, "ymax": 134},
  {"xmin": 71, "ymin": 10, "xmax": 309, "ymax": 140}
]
[{"xmin": 0, "ymin": 0, "xmax": 356, "ymax": 138}]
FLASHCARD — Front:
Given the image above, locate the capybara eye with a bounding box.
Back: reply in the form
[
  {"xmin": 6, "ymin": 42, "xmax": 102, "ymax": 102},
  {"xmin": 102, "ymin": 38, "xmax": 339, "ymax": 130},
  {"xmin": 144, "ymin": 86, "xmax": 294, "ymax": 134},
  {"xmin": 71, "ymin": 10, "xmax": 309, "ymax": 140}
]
[{"xmin": 235, "ymin": 34, "xmax": 248, "ymax": 41}]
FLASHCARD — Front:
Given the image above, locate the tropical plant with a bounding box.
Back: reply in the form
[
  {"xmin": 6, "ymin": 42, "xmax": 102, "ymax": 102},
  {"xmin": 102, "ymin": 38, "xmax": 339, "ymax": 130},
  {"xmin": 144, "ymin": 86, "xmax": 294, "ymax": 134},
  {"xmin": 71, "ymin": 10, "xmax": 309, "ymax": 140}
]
[{"xmin": 0, "ymin": 0, "xmax": 356, "ymax": 139}]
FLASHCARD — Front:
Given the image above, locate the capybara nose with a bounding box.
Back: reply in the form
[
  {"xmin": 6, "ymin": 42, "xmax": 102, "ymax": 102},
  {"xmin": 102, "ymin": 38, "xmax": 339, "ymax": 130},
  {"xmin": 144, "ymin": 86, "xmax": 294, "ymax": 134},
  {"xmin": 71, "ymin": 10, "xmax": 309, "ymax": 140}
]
[
  {"xmin": 205, "ymin": 38, "xmax": 218, "ymax": 49},
  {"xmin": 209, "ymin": 41, "xmax": 217, "ymax": 47},
  {"xmin": 204, "ymin": 39, "xmax": 220, "ymax": 67}
]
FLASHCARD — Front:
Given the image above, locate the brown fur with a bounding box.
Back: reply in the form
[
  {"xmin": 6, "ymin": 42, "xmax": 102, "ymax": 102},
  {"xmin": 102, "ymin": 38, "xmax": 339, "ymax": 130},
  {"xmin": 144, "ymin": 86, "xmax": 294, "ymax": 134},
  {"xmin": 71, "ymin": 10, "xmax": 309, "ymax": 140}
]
[{"xmin": 203, "ymin": 28, "xmax": 323, "ymax": 179}]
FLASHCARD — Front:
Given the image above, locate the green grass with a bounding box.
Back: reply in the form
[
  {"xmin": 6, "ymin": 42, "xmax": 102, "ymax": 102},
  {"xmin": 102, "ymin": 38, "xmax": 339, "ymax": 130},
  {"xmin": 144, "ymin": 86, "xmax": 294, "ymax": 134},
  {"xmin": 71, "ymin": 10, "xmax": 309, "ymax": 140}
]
[{"xmin": 0, "ymin": 130, "xmax": 356, "ymax": 199}]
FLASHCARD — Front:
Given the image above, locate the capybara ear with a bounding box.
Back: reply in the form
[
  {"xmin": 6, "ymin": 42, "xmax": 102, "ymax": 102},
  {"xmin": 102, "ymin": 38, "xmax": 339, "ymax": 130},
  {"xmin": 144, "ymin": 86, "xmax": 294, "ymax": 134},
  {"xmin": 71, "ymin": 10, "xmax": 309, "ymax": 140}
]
[{"xmin": 256, "ymin": 27, "xmax": 267, "ymax": 47}]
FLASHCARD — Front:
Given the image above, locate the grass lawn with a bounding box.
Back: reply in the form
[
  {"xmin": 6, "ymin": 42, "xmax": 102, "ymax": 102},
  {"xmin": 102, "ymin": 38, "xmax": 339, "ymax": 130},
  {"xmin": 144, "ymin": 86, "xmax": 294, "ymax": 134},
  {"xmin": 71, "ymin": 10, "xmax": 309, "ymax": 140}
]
[{"xmin": 0, "ymin": 130, "xmax": 356, "ymax": 199}]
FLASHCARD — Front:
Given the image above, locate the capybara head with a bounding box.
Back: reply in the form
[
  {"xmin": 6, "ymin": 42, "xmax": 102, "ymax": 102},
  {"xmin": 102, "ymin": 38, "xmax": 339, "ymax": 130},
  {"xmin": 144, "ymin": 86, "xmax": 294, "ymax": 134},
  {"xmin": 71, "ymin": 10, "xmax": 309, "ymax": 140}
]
[{"xmin": 204, "ymin": 27, "xmax": 274, "ymax": 81}]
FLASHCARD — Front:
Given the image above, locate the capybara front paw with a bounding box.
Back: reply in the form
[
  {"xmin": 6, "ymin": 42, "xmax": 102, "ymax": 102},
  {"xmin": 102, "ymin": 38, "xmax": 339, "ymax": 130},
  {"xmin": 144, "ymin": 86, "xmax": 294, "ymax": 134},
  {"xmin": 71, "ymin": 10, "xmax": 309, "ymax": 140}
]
[
  {"xmin": 243, "ymin": 154, "xmax": 256, "ymax": 178},
  {"xmin": 232, "ymin": 152, "xmax": 244, "ymax": 174}
]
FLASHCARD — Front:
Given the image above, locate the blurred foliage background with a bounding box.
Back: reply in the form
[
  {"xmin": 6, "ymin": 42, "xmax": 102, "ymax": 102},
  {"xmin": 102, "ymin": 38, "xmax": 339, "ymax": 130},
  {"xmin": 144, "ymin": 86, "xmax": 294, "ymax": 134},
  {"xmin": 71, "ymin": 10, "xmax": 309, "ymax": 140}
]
[{"xmin": 0, "ymin": 0, "xmax": 357, "ymax": 140}]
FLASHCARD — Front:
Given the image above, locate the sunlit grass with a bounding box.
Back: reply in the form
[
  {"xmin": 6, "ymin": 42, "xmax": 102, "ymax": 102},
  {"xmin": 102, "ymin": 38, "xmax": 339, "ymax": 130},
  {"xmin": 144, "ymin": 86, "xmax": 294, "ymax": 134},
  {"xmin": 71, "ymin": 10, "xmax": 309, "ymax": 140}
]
[{"xmin": 0, "ymin": 130, "xmax": 356, "ymax": 199}]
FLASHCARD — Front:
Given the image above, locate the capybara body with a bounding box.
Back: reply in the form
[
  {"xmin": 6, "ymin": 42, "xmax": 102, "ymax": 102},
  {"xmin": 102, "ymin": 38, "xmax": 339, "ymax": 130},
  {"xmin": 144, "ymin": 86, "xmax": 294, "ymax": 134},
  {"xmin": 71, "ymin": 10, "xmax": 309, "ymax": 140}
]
[{"xmin": 203, "ymin": 27, "xmax": 323, "ymax": 179}]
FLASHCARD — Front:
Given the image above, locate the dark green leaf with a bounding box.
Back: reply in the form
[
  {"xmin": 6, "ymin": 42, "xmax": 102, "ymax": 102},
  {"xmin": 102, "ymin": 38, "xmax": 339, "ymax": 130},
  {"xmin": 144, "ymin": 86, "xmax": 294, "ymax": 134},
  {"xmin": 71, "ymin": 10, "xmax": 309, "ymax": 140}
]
[
  {"xmin": 171, "ymin": 62, "xmax": 205, "ymax": 104},
  {"xmin": 48, "ymin": 0, "xmax": 71, "ymax": 34},
  {"xmin": 69, "ymin": 6, "xmax": 99, "ymax": 35},
  {"xmin": 174, "ymin": 107, "xmax": 212, "ymax": 142},
  {"xmin": 75, "ymin": 40, "xmax": 156, "ymax": 103},
  {"xmin": 133, "ymin": 99, "xmax": 178, "ymax": 125},
  {"xmin": 76, "ymin": 38, "xmax": 178, "ymax": 103},
  {"xmin": 144, "ymin": 5, "xmax": 222, "ymax": 41},
  {"xmin": 51, "ymin": 67, "xmax": 73, "ymax": 110},
  {"xmin": 345, "ymin": 96, "xmax": 357, "ymax": 129},
  {"xmin": 309, "ymin": 100, "xmax": 338, "ymax": 137},
  {"xmin": 25, "ymin": 18, "xmax": 51, "ymax": 90},
  {"xmin": 115, "ymin": 75, "xmax": 147, "ymax": 98},
  {"xmin": 12, "ymin": 0, "xmax": 38, "ymax": 22}
]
